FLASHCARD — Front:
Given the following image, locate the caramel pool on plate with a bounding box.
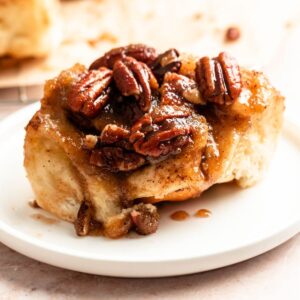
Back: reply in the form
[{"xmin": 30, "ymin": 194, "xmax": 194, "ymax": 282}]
[
  {"xmin": 195, "ymin": 209, "xmax": 212, "ymax": 218},
  {"xmin": 170, "ymin": 210, "xmax": 189, "ymax": 221}
]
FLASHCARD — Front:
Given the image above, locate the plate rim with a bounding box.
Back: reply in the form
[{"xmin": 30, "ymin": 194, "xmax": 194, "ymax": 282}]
[{"xmin": 0, "ymin": 216, "xmax": 298, "ymax": 277}]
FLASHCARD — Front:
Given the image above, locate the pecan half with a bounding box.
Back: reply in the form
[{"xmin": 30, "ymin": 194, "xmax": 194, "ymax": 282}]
[
  {"xmin": 161, "ymin": 72, "xmax": 204, "ymax": 105},
  {"xmin": 133, "ymin": 123, "xmax": 192, "ymax": 158},
  {"xmin": 218, "ymin": 52, "xmax": 242, "ymax": 100},
  {"xmin": 195, "ymin": 52, "xmax": 242, "ymax": 105},
  {"xmin": 90, "ymin": 147, "xmax": 146, "ymax": 172},
  {"xmin": 67, "ymin": 67, "xmax": 113, "ymax": 117},
  {"xmin": 74, "ymin": 201, "xmax": 92, "ymax": 236},
  {"xmin": 113, "ymin": 56, "xmax": 158, "ymax": 112},
  {"xmin": 151, "ymin": 48, "xmax": 181, "ymax": 83},
  {"xmin": 129, "ymin": 107, "xmax": 193, "ymax": 158},
  {"xmin": 130, "ymin": 203, "xmax": 159, "ymax": 235},
  {"xmin": 89, "ymin": 44, "xmax": 157, "ymax": 70}
]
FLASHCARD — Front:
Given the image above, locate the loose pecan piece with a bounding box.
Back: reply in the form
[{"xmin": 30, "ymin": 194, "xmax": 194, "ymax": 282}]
[
  {"xmin": 151, "ymin": 48, "xmax": 181, "ymax": 83},
  {"xmin": 195, "ymin": 52, "xmax": 242, "ymax": 105},
  {"xmin": 113, "ymin": 56, "xmax": 158, "ymax": 112},
  {"xmin": 74, "ymin": 201, "xmax": 92, "ymax": 236},
  {"xmin": 129, "ymin": 107, "xmax": 193, "ymax": 158},
  {"xmin": 90, "ymin": 147, "xmax": 146, "ymax": 172},
  {"xmin": 161, "ymin": 72, "xmax": 204, "ymax": 105},
  {"xmin": 130, "ymin": 203, "xmax": 159, "ymax": 235},
  {"xmin": 104, "ymin": 212, "xmax": 133, "ymax": 239},
  {"xmin": 67, "ymin": 67, "xmax": 113, "ymax": 118},
  {"xmin": 89, "ymin": 44, "xmax": 157, "ymax": 70}
]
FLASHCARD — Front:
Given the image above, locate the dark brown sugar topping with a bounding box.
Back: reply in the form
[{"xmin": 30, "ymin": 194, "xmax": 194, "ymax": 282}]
[{"xmin": 65, "ymin": 44, "xmax": 242, "ymax": 172}]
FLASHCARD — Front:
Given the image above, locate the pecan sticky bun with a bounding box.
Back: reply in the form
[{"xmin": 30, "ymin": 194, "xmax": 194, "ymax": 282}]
[{"xmin": 24, "ymin": 44, "xmax": 284, "ymax": 238}]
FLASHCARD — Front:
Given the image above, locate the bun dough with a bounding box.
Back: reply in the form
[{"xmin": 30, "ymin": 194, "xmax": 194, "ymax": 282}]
[{"xmin": 0, "ymin": 0, "xmax": 61, "ymax": 58}]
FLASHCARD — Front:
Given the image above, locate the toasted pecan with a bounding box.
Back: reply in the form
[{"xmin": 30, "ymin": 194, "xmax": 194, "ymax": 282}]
[
  {"xmin": 195, "ymin": 52, "xmax": 242, "ymax": 105},
  {"xmin": 67, "ymin": 68, "xmax": 113, "ymax": 117}
]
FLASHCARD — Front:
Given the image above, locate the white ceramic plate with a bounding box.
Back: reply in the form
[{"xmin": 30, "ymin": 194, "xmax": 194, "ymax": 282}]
[{"xmin": 0, "ymin": 103, "xmax": 299, "ymax": 278}]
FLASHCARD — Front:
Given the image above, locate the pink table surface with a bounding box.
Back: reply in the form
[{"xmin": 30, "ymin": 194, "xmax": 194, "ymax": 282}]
[{"xmin": 0, "ymin": 234, "xmax": 298, "ymax": 300}]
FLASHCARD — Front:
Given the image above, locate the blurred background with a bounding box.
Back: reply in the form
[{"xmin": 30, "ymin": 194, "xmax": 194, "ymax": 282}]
[{"xmin": 0, "ymin": 0, "xmax": 299, "ymax": 125}]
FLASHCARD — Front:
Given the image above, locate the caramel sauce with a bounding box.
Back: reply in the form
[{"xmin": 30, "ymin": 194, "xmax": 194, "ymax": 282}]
[
  {"xmin": 195, "ymin": 209, "xmax": 211, "ymax": 218},
  {"xmin": 170, "ymin": 210, "xmax": 189, "ymax": 221},
  {"xmin": 31, "ymin": 213, "xmax": 59, "ymax": 225},
  {"xmin": 88, "ymin": 220, "xmax": 104, "ymax": 236}
]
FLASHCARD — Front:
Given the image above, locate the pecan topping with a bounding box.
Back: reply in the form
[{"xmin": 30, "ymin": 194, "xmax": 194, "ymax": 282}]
[
  {"xmin": 100, "ymin": 124, "xmax": 130, "ymax": 144},
  {"xmin": 151, "ymin": 48, "xmax": 181, "ymax": 83},
  {"xmin": 132, "ymin": 123, "xmax": 192, "ymax": 158},
  {"xmin": 151, "ymin": 105, "xmax": 191, "ymax": 123},
  {"xmin": 113, "ymin": 56, "xmax": 158, "ymax": 112},
  {"xmin": 89, "ymin": 44, "xmax": 157, "ymax": 70},
  {"xmin": 90, "ymin": 147, "xmax": 146, "ymax": 172},
  {"xmin": 130, "ymin": 203, "xmax": 159, "ymax": 235},
  {"xmin": 64, "ymin": 45, "xmax": 230, "ymax": 174},
  {"xmin": 100, "ymin": 124, "xmax": 132, "ymax": 151},
  {"xmin": 195, "ymin": 52, "xmax": 242, "ymax": 105},
  {"xmin": 67, "ymin": 67, "xmax": 113, "ymax": 117},
  {"xmin": 74, "ymin": 201, "xmax": 92, "ymax": 236},
  {"xmin": 129, "ymin": 106, "xmax": 193, "ymax": 158},
  {"xmin": 218, "ymin": 52, "xmax": 242, "ymax": 100},
  {"xmin": 161, "ymin": 72, "xmax": 204, "ymax": 105}
]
